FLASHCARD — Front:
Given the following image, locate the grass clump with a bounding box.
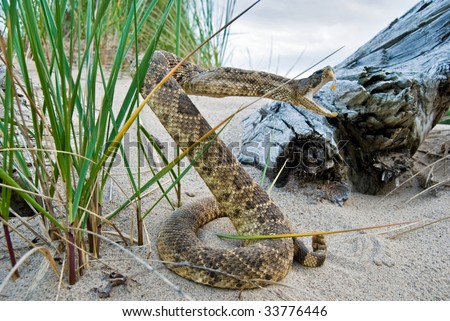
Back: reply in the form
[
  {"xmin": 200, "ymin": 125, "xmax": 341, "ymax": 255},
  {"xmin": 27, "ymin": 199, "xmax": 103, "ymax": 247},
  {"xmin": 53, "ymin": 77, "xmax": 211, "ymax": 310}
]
[{"xmin": 0, "ymin": 0, "xmax": 235, "ymax": 288}]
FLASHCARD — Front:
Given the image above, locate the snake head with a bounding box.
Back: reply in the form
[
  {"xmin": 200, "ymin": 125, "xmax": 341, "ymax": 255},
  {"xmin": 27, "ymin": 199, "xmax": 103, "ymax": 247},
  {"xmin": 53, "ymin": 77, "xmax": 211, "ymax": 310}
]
[
  {"xmin": 299, "ymin": 66, "xmax": 338, "ymax": 118},
  {"xmin": 308, "ymin": 66, "xmax": 336, "ymax": 95}
]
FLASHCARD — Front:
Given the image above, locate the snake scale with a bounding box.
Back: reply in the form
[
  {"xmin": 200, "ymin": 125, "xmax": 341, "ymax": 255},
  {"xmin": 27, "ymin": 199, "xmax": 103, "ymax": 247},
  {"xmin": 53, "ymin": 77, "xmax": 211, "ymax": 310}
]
[{"xmin": 139, "ymin": 50, "xmax": 336, "ymax": 289}]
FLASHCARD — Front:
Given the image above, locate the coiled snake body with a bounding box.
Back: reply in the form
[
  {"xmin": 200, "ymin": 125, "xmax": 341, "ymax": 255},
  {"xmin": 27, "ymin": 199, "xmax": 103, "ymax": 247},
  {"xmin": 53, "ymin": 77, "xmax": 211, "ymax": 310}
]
[{"xmin": 140, "ymin": 51, "xmax": 336, "ymax": 289}]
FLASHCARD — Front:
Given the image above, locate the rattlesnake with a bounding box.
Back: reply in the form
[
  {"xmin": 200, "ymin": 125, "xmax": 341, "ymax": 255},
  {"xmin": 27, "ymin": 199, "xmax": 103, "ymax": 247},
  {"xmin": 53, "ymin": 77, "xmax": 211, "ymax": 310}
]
[{"xmin": 139, "ymin": 50, "xmax": 336, "ymax": 289}]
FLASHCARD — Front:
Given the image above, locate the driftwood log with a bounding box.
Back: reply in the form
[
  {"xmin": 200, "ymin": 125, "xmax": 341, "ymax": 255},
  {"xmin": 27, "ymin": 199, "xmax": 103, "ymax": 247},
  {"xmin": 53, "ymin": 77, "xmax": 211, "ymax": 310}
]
[{"xmin": 238, "ymin": 0, "xmax": 450, "ymax": 196}]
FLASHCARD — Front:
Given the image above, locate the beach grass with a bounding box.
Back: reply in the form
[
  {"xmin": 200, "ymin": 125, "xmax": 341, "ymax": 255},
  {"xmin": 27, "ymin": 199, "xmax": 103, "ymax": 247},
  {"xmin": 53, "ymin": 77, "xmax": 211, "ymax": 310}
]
[{"xmin": 0, "ymin": 0, "xmax": 236, "ymax": 286}]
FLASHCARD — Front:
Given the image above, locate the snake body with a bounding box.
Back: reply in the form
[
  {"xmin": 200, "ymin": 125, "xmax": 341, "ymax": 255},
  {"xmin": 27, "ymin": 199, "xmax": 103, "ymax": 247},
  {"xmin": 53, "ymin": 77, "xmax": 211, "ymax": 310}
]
[{"xmin": 140, "ymin": 51, "xmax": 335, "ymax": 289}]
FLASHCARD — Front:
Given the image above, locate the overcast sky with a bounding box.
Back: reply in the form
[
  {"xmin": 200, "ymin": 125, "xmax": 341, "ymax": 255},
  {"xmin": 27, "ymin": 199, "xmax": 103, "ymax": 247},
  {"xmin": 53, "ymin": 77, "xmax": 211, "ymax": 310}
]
[{"xmin": 225, "ymin": 0, "xmax": 420, "ymax": 76}]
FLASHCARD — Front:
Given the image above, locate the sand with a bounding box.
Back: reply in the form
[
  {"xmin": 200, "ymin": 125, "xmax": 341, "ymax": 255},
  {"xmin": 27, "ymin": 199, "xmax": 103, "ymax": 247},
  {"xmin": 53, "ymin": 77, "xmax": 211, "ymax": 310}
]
[{"xmin": 0, "ymin": 74, "xmax": 449, "ymax": 301}]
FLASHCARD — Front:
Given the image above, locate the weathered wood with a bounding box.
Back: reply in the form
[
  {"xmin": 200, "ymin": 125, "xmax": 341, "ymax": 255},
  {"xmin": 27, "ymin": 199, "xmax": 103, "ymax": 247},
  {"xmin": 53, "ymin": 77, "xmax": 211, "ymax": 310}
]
[{"xmin": 239, "ymin": 0, "xmax": 450, "ymax": 195}]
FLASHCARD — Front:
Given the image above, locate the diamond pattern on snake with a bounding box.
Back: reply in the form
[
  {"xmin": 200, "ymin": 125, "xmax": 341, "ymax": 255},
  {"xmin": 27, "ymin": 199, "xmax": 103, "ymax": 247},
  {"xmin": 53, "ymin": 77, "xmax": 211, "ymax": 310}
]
[{"xmin": 137, "ymin": 50, "xmax": 336, "ymax": 289}]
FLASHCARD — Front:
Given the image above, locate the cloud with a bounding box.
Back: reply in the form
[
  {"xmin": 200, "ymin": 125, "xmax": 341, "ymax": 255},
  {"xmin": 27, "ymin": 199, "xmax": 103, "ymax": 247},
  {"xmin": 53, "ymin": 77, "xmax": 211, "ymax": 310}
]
[{"xmin": 226, "ymin": 0, "xmax": 419, "ymax": 75}]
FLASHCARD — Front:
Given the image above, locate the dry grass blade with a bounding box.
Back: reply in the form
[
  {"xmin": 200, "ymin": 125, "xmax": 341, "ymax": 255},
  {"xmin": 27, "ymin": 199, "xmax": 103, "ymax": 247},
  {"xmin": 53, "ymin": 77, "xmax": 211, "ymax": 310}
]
[
  {"xmin": 386, "ymin": 215, "xmax": 450, "ymax": 239},
  {"xmin": 0, "ymin": 246, "xmax": 58, "ymax": 295},
  {"xmin": 382, "ymin": 154, "xmax": 450, "ymax": 201},
  {"xmin": 55, "ymin": 252, "xmax": 66, "ymax": 301},
  {"xmin": 217, "ymin": 221, "xmax": 415, "ymax": 240},
  {"xmin": 267, "ymin": 158, "xmax": 288, "ymax": 195},
  {"xmin": 407, "ymin": 177, "xmax": 450, "ymax": 202},
  {"xmin": 23, "ymin": 248, "xmax": 57, "ymax": 300}
]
